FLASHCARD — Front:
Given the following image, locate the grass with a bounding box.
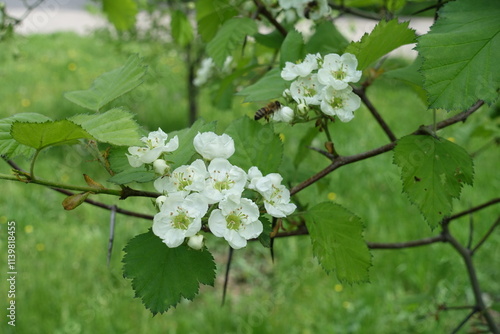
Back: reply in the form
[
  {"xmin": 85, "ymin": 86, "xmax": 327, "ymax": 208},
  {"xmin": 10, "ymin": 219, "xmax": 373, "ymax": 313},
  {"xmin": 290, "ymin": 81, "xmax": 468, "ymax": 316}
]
[{"xmin": 0, "ymin": 32, "xmax": 499, "ymax": 334}]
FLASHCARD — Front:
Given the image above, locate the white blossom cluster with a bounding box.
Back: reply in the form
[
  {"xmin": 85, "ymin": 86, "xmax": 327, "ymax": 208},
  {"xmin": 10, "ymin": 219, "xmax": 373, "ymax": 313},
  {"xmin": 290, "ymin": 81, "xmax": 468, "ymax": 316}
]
[
  {"xmin": 280, "ymin": 53, "xmax": 362, "ymax": 123},
  {"xmin": 126, "ymin": 129, "xmax": 296, "ymax": 250},
  {"xmin": 278, "ymin": 0, "xmax": 331, "ymax": 20}
]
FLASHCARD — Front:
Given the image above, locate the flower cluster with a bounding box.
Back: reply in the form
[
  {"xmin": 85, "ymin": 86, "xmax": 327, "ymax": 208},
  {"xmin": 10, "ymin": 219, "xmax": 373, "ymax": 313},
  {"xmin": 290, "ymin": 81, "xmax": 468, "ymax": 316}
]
[
  {"xmin": 281, "ymin": 53, "xmax": 362, "ymax": 123},
  {"xmin": 278, "ymin": 0, "xmax": 331, "ymax": 20},
  {"xmin": 127, "ymin": 130, "xmax": 296, "ymax": 250}
]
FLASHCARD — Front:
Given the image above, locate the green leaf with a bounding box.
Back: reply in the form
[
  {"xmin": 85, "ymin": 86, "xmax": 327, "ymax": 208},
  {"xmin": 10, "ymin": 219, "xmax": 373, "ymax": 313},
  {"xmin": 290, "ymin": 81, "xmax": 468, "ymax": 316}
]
[
  {"xmin": 258, "ymin": 216, "xmax": 272, "ymax": 248},
  {"xmin": 255, "ymin": 30, "xmax": 285, "ymax": 50},
  {"xmin": 69, "ymin": 108, "xmax": 141, "ymax": 146},
  {"xmin": 168, "ymin": 119, "xmax": 217, "ymax": 170},
  {"xmin": 306, "ymin": 202, "xmax": 371, "ymax": 283},
  {"xmin": 225, "ymin": 117, "xmax": 283, "ymax": 175},
  {"xmin": 280, "ymin": 30, "xmax": 305, "ymax": 68},
  {"xmin": 382, "ymin": 57, "xmax": 427, "ymax": 102},
  {"xmin": 195, "ymin": 0, "xmax": 238, "ymax": 43},
  {"xmin": 171, "ymin": 10, "xmax": 194, "ymax": 47},
  {"xmin": 64, "ymin": 54, "xmax": 147, "ymax": 111},
  {"xmin": 236, "ymin": 68, "xmax": 288, "ymax": 102},
  {"xmin": 0, "ymin": 113, "xmax": 51, "ymax": 158},
  {"xmin": 108, "ymin": 168, "xmax": 156, "ymax": 185},
  {"xmin": 102, "ymin": 0, "xmax": 137, "ymax": 31},
  {"xmin": 417, "ymin": 0, "xmax": 500, "ymax": 110},
  {"xmin": 345, "ymin": 19, "xmax": 417, "ymax": 70},
  {"xmin": 11, "ymin": 120, "xmax": 94, "ymax": 150},
  {"xmin": 123, "ymin": 230, "xmax": 216, "ymax": 315},
  {"xmin": 206, "ymin": 17, "xmax": 257, "ymax": 68},
  {"xmin": 393, "ymin": 135, "xmax": 474, "ymax": 228},
  {"xmin": 305, "ymin": 21, "xmax": 349, "ymax": 56}
]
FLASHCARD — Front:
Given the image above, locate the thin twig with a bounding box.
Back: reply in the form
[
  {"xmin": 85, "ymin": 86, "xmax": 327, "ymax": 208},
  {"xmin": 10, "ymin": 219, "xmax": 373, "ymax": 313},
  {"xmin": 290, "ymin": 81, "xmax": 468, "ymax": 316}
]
[
  {"xmin": 330, "ymin": 3, "xmax": 382, "ymax": 21},
  {"xmin": 451, "ymin": 308, "xmax": 478, "ymax": 334},
  {"xmin": 107, "ymin": 205, "xmax": 117, "ymax": 267},
  {"xmin": 467, "ymin": 214, "xmax": 474, "ymax": 250},
  {"xmin": 446, "ymin": 198, "xmax": 500, "ymax": 223},
  {"xmin": 253, "ymin": 0, "xmax": 288, "ymax": 36},
  {"xmin": 471, "ymin": 216, "xmax": 500, "ymax": 255},
  {"xmin": 367, "ymin": 235, "xmax": 445, "ymax": 249},
  {"xmin": 221, "ymin": 247, "xmax": 234, "ymax": 306}
]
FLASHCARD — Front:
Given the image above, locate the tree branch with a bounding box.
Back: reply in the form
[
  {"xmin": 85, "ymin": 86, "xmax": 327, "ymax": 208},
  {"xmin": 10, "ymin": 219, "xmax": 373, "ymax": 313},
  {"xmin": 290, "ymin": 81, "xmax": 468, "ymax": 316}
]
[
  {"xmin": 471, "ymin": 216, "xmax": 500, "ymax": 255},
  {"xmin": 253, "ymin": 0, "xmax": 288, "ymax": 36}
]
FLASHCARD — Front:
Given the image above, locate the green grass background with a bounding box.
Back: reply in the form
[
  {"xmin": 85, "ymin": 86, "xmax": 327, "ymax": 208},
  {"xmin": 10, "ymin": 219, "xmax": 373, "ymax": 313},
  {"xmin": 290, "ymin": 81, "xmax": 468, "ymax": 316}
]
[{"xmin": 0, "ymin": 32, "xmax": 499, "ymax": 334}]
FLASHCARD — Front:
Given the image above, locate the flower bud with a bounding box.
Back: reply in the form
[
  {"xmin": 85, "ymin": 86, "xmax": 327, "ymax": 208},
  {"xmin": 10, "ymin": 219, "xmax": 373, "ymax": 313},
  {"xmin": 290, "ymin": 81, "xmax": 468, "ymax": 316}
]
[
  {"xmin": 153, "ymin": 159, "xmax": 169, "ymax": 175},
  {"xmin": 187, "ymin": 235, "xmax": 204, "ymax": 250},
  {"xmin": 155, "ymin": 195, "xmax": 167, "ymax": 209}
]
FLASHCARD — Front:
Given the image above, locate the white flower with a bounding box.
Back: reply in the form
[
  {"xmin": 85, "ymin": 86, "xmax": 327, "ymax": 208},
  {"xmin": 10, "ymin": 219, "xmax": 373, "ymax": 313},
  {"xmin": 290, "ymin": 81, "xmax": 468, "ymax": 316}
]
[
  {"xmin": 271, "ymin": 106, "xmax": 294, "ymax": 123},
  {"xmin": 187, "ymin": 235, "xmax": 204, "ymax": 250},
  {"xmin": 250, "ymin": 171, "xmax": 296, "ymax": 218},
  {"xmin": 289, "ymin": 74, "xmax": 324, "ymax": 105},
  {"xmin": 208, "ymin": 198, "xmax": 263, "ymax": 249},
  {"xmin": 202, "ymin": 158, "xmax": 247, "ymax": 204},
  {"xmin": 155, "ymin": 195, "xmax": 167, "ymax": 209},
  {"xmin": 281, "ymin": 53, "xmax": 320, "ymax": 81},
  {"xmin": 126, "ymin": 128, "xmax": 179, "ymax": 167},
  {"xmin": 317, "ymin": 53, "xmax": 362, "ymax": 90},
  {"xmin": 300, "ymin": 0, "xmax": 331, "ymax": 20},
  {"xmin": 153, "ymin": 193, "xmax": 208, "ymax": 248},
  {"xmin": 193, "ymin": 132, "xmax": 235, "ymax": 160},
  {"xmin": 153, "ymin": 159, "xmax": 169, "ymax": 175},
  {"xmin": 154, "ymin": 159, "xmax": 208, "ymax": 196},
  {"xmin": 320, "ymin": 86, "xmax": 361, "ymax": 122},
  {"xmin": 193, "ymin": 58, "xmax": 214, "ymax": 87}
]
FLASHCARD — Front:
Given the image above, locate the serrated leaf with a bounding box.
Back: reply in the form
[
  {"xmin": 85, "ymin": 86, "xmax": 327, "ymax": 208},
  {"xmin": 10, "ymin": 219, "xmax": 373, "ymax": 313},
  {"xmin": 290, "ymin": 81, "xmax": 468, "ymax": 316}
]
[
  {"xmin": 306, "ymin": 202, "xmax": 371, "ymax": 283},
  {"xmin": 345, "ymin": 19, "xmax": 417, "ymax": 70},
  {"xmin": 255, "ymin": 30, "xmax": 285, "ymax": 50},
  {"xmin": 393, "ymin": 135, "xmax": 474, "ymax": 228},
  {"xmin": 171, "ymin": 10, "xmax": 194, "ymax": 47},
  {"xmin": 236, "ymin": 68, "xmax": 288, "ymax": 102},
  {"xmin": 102, "ymin": 0, "xmax": 137, "ymax": 31},
  {"xmin": 195, "ymin": 0, "xmax": 238, "ymax": 43},
  {"xmin": 123, "ymin": 230, "xmax": 216, "ymax": 315},
  {"xmin": 225, "ymin": 117, "xmax": 283, "ymax": 175},
  {"xmin": 64, "ymin": 54, "xmax": 147, "ymax": 111},
  {"xmin": 280, "ymin": 30, "xmax": 305, "ymax": 68},
  {"xmin": 11, "ymin": 120, "xmax": 94, "ymax": 150},
  {"xmin": 0, "ymin": 113, "xmax": 51, "ymax": 158},
  {"xmin": 258, "ymin": 216, "xmax": 272, "ymax": 248},
  {"xmin": 167, "ymin": 119, "xmax": 217, "ymax": 170},
  {"xmin": 305, "ymin": 21, "xmax": 349, "ymax": 56},
  {"xmin": 69, "ymin": 108, "xmax": 141, "ymax": 146},
  {"xmin": 382, "ymin": 57, "xmax": 427, "ymax": 102},
  {"xmin": 108, "ymin": 168, "xmax": 156, "ymax": 185},
  {"xmin": 206, "ymin": 17, "xmax": 257, "ymax": 68},
  {"xmin": 417, "ymin": 0, "xmax": 500, "ymax": 110}
]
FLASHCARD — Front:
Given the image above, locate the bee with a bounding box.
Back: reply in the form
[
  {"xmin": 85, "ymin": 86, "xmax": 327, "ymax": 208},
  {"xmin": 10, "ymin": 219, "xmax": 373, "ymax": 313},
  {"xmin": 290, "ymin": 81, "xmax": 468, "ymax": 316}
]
[{"xmin": 255, "ymin": 101, "xmax": 281, "ymax": 121}]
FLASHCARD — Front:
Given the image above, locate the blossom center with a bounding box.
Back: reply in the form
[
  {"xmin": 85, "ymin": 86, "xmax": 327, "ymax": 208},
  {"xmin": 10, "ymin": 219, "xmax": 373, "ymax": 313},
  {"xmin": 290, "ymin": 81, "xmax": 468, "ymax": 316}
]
[
  {"xmin": 174, "ymin": 172, "xmax": 191, "ymax": 190},
  {"xmin": 332, "ymin": 69, "xmax": 346, "ymax": 81},
  {"xmin": 330, "ymin": 96, "xmax": 344, "ymax": 109},
  {"xmin": 172, "ymin": 211, "xmax": 192, "ymax": 230},
  {"xmin": 226, "ymin": 213, "xmax": 245, "ymax": 230}
]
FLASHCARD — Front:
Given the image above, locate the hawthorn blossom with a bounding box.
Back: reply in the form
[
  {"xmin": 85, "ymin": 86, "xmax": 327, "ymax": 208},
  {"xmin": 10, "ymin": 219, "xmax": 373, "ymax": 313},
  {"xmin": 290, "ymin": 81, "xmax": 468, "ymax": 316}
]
[
  {"xmin": 201, "ymin": 158, "xmax": 247, "ymax": 204},
  {"xmin": 281, "ymin": 53, "xmax": 321, "ymax": 81},
  {"xmin": 154, "ymin": 159, "xmax": 208, "ymax": 196},
  {"xmin": 153, "ymin": 159, "xmax": 169, "ymax": 175},
  {"xmin": 289, "ymin": 74, "xmax": 324, "ymax": 105},
  {"xmin": 317, "ymin": 53, "xmax": 362, "ymax": 90},
  {"xmin": 126, "ymin": 128, "xmax": 179, "ymax": 167},
  {"xmin": 271, "ymin": 106, "xmax": 294, "ymax": 123},
  {"xmin": 320, "ymin": 86, "xmax": 361, "ymax": 122},
  {"xmin": 187, "ymin": 235, "xmax": 204, "ymax": 250},
  {"xmin": 193, "ymin": 58, "xmax": 214, "ymax": 87},
  {"xmin": 153, "ymin": 193, "xmax": 208, "ymax": 248},
  {"xmin": 208, "ymin": 198, "xmax": 263, "ymax": 249},
  {"xmin": 193, "ymin": 132, "xmax": 235, "ymax": 160}
]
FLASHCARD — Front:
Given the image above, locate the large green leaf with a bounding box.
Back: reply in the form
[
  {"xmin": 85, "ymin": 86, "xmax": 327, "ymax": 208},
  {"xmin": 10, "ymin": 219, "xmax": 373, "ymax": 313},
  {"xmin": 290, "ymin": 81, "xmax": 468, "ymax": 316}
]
[
  {"xmin": 306, "ymin": 202, "xmax": 371, "ymax": 283},
  {"xmin": 305, "ymin": 21, "xmax": 349, "ymax": 56},
  {"xmin": 195, "ymin": 0, "xmax": 238, "ymax": 43},
  {"xmin": 236, "ymin": 68, "xmax": 288, "ymax": 102},
  {"xmin": 171, "ymin": 10, "xmax": 194, "ymax": 47},
  {"xmin": 206, "ymin": 17, "xmax": 257, "ymax": 68},
  {"xmin": 417, "ymin": 0, "xmax": 500, "ymax": 110},
  {"xmin": 102, "ymin": 0, "xmax": 137, "ymax": 31},
  {"xmin": 279, "ymin": 30, "xmax": 305, "ymax": 68},
  {"xmin": 11, "ymin": 120, "xmax": 94, "ymax": 150},
  {"xmin": 225, "ymin": 117, "xmax": 283, "ymax": 175},
  {"xmin": 345, "ymin": 19, "xmax": 417, "ymax": 70},
  {"xmin": 69, "ymin": 108, "xmax": 141, "ymax": 146},
  {"xmin": 393, "ymin": 135, "xmax": 474, "ymax": 228},
  {"xmin": 0, "ymin": 113, "xmax": 50, "ymax": 158},
  {"xmin": 123, "ymin": 230, "xmax": 216, "ymax": 315},
  {"xmin": 382, "ymin": 57, "xmax": 427, "ymax": 102},
  {"xmin": 64, "ymin": 54, "xmax": 147, "ymax": 111}
]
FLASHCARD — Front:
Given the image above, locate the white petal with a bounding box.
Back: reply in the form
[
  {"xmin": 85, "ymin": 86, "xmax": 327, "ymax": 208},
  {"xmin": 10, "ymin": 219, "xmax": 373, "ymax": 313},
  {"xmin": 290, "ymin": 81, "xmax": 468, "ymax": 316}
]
[
  {"xmin": 239, "ymin": 220, "xmax": 263, "ymax": 239},
  {"xmin": 208, "ymin": 210, "xmax": 227, "ymax": 237}
]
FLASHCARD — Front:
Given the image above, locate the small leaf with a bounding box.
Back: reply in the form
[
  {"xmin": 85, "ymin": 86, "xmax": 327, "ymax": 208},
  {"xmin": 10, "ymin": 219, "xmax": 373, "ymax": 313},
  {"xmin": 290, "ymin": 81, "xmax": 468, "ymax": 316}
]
[
  {"xmin": 108, "ymin": 169, "xmax": 156, "ymax": 185},
  {"xmin": 255, "ymin": 30, "xmax": 285, "ymax": 50},
  {"xmin": 0, "ymin": 113, "xmax": 51, "ymax": 158},
  {"xmin": 171, "ymin": 10, "xmax": 194, "ymax": 47},
  {"xmin": 225, "ymin": 117, "xmax": 283, "ymax": 174},
  {"xmin": 69, "ymin": 108, "xmax": 141, "ymax": 146},
  {"xmin": 102, "ymin": 0, "xmax": 137, "ymax": 31},
  {"xmin": 62, "ymin": 192, "xmax": 91, "ymax": 210},
  {"xmin": 11, "ymin": 120, "xmax": 94, "ymax": 150},
  {"xmin": 64, "ymin": 54, "xmax": 147, "ymax": 111},
  {"xmin": 280, "ymin": 30, "xmax": 305, "ymax": 68},
  {"xmin": 393, "ymin": 135, "xmax": 474, "ymax": 228},
  {"xmin": 83, "ymin": 174, "xmax": 105, "ymax": 190},
  {"xmin": 305, "ymin": 21, "xmax": 349, "ymax": 56},
  {"xmin": 195, "ymin": 0, "xmax": 238, "ymax": 43},
  {"xmin": 306, "ymin": 202, "xmax": 371, "ymax": 283},
  {"xmin": 123, "ymin": 230, "xmax": 216, "ymax": 315},
  {"xmin": 345, "ymin": 19, "xmax": 417, "ymax": 70},
  {"xmin": 236, "ymin": 68, "xmax": 288, "ymax": 102},
  {"xmin": 206, "ymin": 17, "xmax": 257, "ymax": 68},
  {"xmin": 417, "ymin": 0, "xmax": 500, "ymax": 110},
  {"xmin": 258, "ymin": 216, "xmax": 272, "ymax": 248}
]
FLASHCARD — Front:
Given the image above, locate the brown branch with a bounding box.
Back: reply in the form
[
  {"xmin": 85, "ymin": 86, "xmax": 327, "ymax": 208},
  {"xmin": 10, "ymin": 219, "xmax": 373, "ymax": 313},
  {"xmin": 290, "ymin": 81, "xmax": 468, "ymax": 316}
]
[
  {"xmin": 446, "ymin": 197, "xmax": 500, "ymax": 223},
  {"xmin": 472, "ymin": 215, "xmax": 500, "ymax": 255},
  {"xmin": 253, "ymin": 0, "xmax": 288, "ymax": 36},
  {"xmin": 354, "ymin": 87, "xmax": 397, "ymax": 142},
  {"xmin": 367, "ymin": 235, "xmax": 446, "ymax": 249}
]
